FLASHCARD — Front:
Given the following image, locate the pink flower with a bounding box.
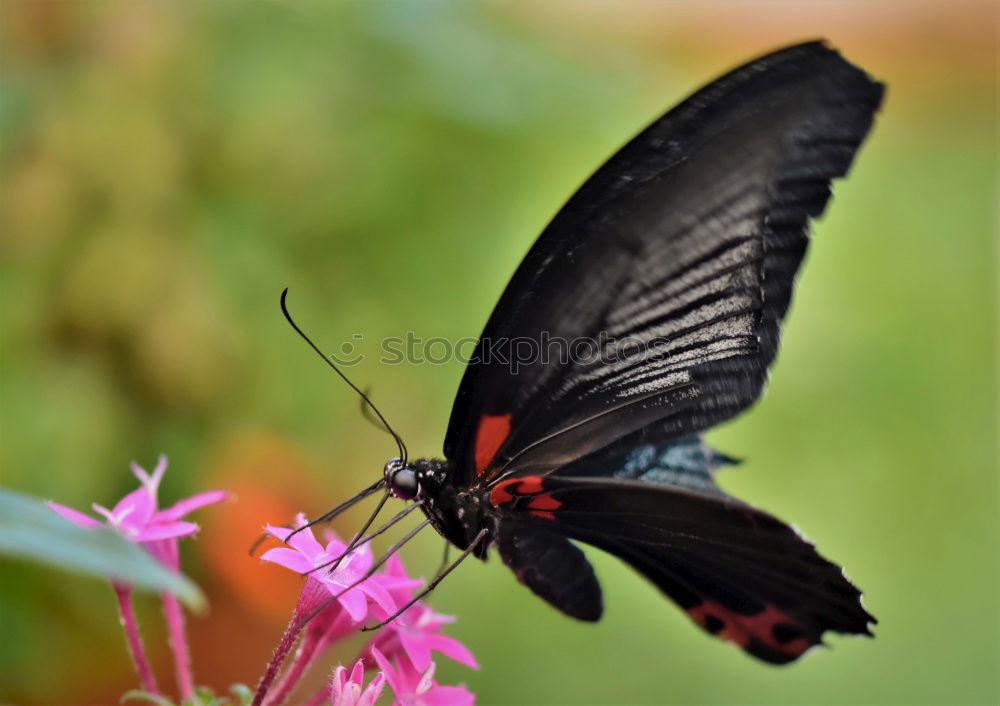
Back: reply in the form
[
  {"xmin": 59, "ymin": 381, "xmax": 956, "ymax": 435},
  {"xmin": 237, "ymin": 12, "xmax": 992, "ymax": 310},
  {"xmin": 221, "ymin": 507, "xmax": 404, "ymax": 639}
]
[
  {"xmin": 359, "ymin": 554, "xmax": 476, "ymax": 672},
  {"xmin": 329, "ymin": 660, "xmax": 385, "ymax": 706},
  {"xmin": 46, "ymin": 455, "xmax": 227, "ymax": 702},
  {"xmin": 364, "ymin": 601, "xmax": 478, "ymax": 672},
  {"xmin": 262, "ymin": 516, "xmax": 413, "ymax": 623},
  {"xmin": 372, "ymin": 648, "xmax": 474, "ymax": 706},
  {"xmin": 47, "ymin": 455, "xmax": 226, "ymax": 546},
  {"xmin": 253, "ymin": 520, "xmax": 410, "ymax": 706},
  {"xmin": 254, "ymin": 522, "xmax": 423, "ymax": 706}
]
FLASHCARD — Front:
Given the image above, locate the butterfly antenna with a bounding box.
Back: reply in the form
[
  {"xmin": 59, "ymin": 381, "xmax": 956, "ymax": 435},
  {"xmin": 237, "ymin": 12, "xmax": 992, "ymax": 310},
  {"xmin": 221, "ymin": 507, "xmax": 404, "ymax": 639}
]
[
  {"xmin": 359, "ymin": 385, "xmax": 393, "ymax": 434},
  {"xmin": 279, "ymin": 288, "xmax": 409, "ymax": 464}
]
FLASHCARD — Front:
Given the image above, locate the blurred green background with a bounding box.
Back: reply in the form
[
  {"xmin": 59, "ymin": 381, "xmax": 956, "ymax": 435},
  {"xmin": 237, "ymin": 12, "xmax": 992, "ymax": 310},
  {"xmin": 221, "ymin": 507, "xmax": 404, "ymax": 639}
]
[{"xmin": 1, "ymin": 2, "xmax": 996, "ymax": 704}]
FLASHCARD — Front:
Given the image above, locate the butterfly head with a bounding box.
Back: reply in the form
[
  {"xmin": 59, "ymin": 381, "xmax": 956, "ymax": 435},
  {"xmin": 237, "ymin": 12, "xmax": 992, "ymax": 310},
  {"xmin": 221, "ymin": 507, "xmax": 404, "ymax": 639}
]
[{"xmin": 384, "ymin": 456, "xmax": 451, "ymax": 506}]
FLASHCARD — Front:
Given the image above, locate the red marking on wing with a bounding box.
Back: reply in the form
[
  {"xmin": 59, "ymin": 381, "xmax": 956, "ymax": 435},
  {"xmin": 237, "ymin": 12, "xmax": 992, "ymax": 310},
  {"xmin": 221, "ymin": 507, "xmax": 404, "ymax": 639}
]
[
  {"xmin": 489, "ymin": 479, "xmax": 518, "ymax": 505},
  {"xmin": 488, "ymin": 477, "xmax": 555, "ymax": 516},
  {"xmin": 527, "ymin": 494, "xmax": 561, "ymax": 511},
  {"xmin": 474, "ymin": 413, "xmax": 512, "ymax": 475},
  {"xmin": 688, "ymin": 600, "xmax": 812, "ymax": 657},
  {"xmin": 517, "ymin": 476, "xmax": 545, "ymax": 494}
]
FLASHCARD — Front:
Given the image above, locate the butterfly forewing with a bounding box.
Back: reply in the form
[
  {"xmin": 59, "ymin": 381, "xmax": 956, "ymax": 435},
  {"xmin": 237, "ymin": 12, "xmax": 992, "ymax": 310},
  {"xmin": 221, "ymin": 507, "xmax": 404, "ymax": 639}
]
[{"xmin": 444, "ymin": 41, "xmax": 884, "ymax": 486}]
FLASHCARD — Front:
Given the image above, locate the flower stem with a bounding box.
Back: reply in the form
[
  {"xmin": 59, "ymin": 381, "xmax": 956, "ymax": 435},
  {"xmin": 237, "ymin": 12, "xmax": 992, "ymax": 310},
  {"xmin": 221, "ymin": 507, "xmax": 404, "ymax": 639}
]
[
  {"xmin": 252, "ymin": 614, "xmax": 305, "ymax": 706},
  {"xmin": 264, "ymin": 639, "xmax": 311, "ymax": 706},
  {"xmin": 265, "ymin": 594, "xmax": 358, "ymax": 706},
  {"xmin": 162, "ymin": 591, "xmax": 194, "ymax": 701},
  {"xmin": 265, "ymin": 627, "xmax": 330, "ymax": 706},
  {"xmin": 113, "ymin": 583, "xmax": 160, "ymax": 696}
]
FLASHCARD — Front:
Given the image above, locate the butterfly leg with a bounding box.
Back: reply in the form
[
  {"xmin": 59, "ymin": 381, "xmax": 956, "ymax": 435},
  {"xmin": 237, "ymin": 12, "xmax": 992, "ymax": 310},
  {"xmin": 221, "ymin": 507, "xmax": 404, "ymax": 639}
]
[
  {"xmin": 295, "ymin": 517, "xmax": 433, "ymax": 628},
  {"xmin": 436, "ymin": 540, "xmax": 451, "ymax": 578},
  {"xmin": 362, "ymin": 527, "xmax": 490, "ymax": 631}
]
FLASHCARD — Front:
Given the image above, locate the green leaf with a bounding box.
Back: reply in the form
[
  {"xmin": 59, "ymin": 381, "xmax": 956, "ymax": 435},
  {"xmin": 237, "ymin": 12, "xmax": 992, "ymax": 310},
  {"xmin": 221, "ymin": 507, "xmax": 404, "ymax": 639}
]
[
  {"xmin": 0, "ymin": 488, "xmax": 205, "ymax": 611},
  {"xmin": 228, "ymin": 684, "xmax": 253, "ymax": 706},
  {"xmin": 186, "ymin": 685, "xmax": 225, "ymax": 706},
  {"xmin": 121, "ymin": 689, "xmax": 177, "ymax": 706}
]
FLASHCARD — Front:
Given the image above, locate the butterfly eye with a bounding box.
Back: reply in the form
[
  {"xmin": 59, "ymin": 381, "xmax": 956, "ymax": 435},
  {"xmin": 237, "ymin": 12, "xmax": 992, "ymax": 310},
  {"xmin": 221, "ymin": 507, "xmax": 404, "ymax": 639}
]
[
  {"xmin": 391, "ymin": 468, "xmax": 419, "ymax": 500},
  {"xmin": 384, "ymin": 458, "xmax": 419, "ymax": 500}
]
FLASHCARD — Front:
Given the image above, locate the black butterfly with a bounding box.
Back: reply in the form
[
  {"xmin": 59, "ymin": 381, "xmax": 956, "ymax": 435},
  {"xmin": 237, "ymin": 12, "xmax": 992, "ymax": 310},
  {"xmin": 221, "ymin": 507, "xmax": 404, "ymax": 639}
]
[{"xmin": 293, "ymin": 40, "xmax": 884, "ymax": 665}]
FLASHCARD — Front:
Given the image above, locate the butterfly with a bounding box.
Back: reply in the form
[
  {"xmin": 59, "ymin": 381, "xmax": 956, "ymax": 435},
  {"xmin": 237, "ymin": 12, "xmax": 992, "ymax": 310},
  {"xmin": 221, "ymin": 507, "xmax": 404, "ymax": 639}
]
[{"xmin": 292, "ymin": 40, "xmax": 884, "ymax": 665}]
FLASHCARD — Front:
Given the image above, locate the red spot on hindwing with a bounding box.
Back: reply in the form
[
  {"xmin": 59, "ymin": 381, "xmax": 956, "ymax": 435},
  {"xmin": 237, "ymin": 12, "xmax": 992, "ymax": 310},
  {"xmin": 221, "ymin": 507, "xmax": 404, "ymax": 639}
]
[
  {"xmin": 489, "ymin": 476, "xmax": 560, "ymax": 521},
  {"xmin": 489, "ymin": 479, "xmax": 518, "ymax": 505},
  {"xmin": 527, "ymin": 494, "xmax": 561, "ymax": 511},
  {"xmin": 474, "ymin": 413, "xmax": 512, "ymax": 475},
  {"xmin": 518, "ymin": 476, "xmax": 544, "ymax": 494},
  {"xmin": 688, "ymin": 600, "xmax": 813, "ymax": 659}
]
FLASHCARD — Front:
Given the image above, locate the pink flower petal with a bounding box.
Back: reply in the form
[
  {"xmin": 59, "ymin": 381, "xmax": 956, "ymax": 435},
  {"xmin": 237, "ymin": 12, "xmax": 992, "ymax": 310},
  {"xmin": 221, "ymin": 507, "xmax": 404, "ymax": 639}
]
[
  {"xmin": 111, "ymin": 486, "xmax": 156, "ymax": 528},
  {"xmin": 337, "ymin": 589, "xmax": 368, "ymax": 623},
  {"xmin": 426, "ymin": 634, "xmax": 479, "ymax": 669},
  {"xmin": 416, "ymin": 661, "xmax": 437, "ymax": 694},
  {"xmin": 399, "ymin": 631, "xmax": 432, "ymax": 672},
  {"xmin": 150, "ymin": 455, "xmax": 168, "ymax": 487},
  {"xmin": 370, "ymin": 649, "xmax": 405, "ymax": 696},
  {"xmin": 348, "ymin": 660, "xmax": 365, "ymax": 687},
  {"xmin": 384, "ymin": 553, "xmax": 409, "ymax": 579},
  {"xmin": 329, "ymin": 660, "xmax": 387, "ymax": 706},
  {"xmin": 260, "ymin": 547, "xmax": 314, "ymax": 574},
  {"xmin": 358, "ymin": 672, "xmax": 385, "ymax": 706},
  {"xmin": 331, "ymin": 663, "xmax": 347, "ymax": 686},
  {"xmin": 417, "ymin": 604, "xmax": 455, "ymax": 629},
  {"xmin": 47, "ymin": 502, "xmax": 102, "ymax": 529},
  {"xmin": 144, "ymin": 538, "xmax": 180, "ymax": 570},
  {"xmin": 377, "ymin": 573, "xmax": 423, "ymax": 592},
  {"xmin": 265, "ymin": 523, "xmax": 294, "ymax": 542},
  {"xmin": 130, "ymin": 455, "xmax": 168, "ymax": 492},
  {"xmin": 423, "ymin": 685, "xmax": 475, "ymax": 706},
  {"xmin": 286, "ymin": 525, "xmax": 325, "ymax": 560},
  {"xmin": 335, "ymin": 547, "xmax": 372, "ymax": 581},
  {"xmin": 135, "ymin": 521, "xmax": 198, "ymax": 541},
  {"xmin": 158, "ymin": 489, "xmax": 227, "ymax": 522},
  {"xmin": 130, "ymin": 462, "xmax": 152, "ymax": 487},
  {"xmin": 373, "ymin": 572, "xmax": 423, "ymax": 609},
  {"xmin": 92, "ymin": 503, "xmax": 115, "ymax": 523},
  {"xmin": 330, "ymin": 664, "xmax": 352, "ymax": 706},
  {"xmin": 359, "ymin": 577, "xmax": 397, "ymax": 616}
]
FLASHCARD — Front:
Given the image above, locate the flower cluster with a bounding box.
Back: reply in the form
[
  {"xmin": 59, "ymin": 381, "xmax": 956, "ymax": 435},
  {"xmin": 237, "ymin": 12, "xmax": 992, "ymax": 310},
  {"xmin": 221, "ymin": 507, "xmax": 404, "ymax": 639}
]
[
  {"xmin": 48, "ymin": 456, "xmax": 227, "ymax": 701},
  {"xmin": 255, "ymin": 516, "xmax": 476, "ymax": 706},
  {"xmin": 47, "ymin": 458, "xmax": 478, "ymax": 706}
]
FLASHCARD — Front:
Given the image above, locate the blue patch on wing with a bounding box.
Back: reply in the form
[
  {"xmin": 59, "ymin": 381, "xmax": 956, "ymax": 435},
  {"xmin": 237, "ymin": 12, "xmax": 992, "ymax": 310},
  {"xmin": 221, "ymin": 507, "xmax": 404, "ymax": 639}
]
[{"xmin": 613, "ymin": 436, "xmax": 739, "ymax": 494}]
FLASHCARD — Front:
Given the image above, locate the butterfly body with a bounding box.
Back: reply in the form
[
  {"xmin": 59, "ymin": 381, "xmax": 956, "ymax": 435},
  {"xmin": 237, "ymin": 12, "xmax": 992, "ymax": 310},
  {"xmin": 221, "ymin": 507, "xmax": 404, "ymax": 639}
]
[
  {"xmin": 391, "ymin": 458, "xmax": 492, "ymax": 557},
  {"xmin": 375, "ymin": 40, "xmax": 884, "ymax": 664}
]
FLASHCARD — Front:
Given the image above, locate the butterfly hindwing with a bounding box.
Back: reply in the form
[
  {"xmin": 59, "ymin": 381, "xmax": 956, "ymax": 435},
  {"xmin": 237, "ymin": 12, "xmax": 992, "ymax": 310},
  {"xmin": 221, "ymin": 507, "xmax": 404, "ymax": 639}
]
[
  {"xmin": 445, "ymin": 41, "xmax": 884, "ymax": 484},
  {"xmin": 496, "ymin": 525, "xmax": 603, "ymax": 622},
  {"xmin": 489, "ymin": 469, "xmax": 875, "ymax": 664}
]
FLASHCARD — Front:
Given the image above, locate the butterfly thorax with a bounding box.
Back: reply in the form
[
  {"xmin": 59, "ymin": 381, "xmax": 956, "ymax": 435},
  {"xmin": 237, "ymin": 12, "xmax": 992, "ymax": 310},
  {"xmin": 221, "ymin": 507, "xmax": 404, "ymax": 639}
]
[{"xmin": 385, "ymin": 457, "xmax": 493, "ymax": 558}]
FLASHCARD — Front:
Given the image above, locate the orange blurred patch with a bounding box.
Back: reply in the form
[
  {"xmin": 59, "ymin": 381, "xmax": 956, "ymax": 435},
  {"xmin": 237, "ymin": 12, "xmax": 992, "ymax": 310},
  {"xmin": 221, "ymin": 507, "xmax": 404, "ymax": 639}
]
[{"xmin": 198, "ymin": 429, "xmax": 324, "ymax": 622}]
